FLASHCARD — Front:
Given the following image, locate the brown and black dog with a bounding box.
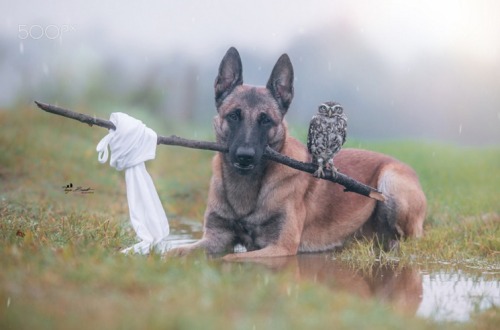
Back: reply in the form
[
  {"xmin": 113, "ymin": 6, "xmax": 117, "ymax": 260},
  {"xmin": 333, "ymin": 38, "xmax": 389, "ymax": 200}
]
[{"xmin": 169, "ymin": 47, "xmax": 426, "ymax": 259}]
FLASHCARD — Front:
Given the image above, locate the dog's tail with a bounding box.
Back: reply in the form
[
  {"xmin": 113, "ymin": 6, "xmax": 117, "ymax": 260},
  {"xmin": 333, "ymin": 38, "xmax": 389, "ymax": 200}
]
[{"xmin": 373, "ymin": 163, "xmax": 426, "ymax": 248}]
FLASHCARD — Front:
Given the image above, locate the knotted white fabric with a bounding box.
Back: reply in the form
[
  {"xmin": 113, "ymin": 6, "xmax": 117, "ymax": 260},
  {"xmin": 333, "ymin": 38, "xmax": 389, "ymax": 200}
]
[{"xmin": 96, "ymin": 112, "xmax": 170, "ymax": 254}]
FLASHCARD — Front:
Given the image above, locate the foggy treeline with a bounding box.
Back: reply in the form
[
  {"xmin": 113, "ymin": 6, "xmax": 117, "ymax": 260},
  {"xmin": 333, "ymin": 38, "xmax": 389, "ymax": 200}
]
[{"xmin": 1, "ymin": 23, "xmax": 498, "ymax": 145}]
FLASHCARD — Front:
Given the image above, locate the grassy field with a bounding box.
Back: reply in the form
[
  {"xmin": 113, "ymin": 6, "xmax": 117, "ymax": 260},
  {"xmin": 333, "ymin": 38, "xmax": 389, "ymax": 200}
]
[{"xmin": 1, "ymin": 106, "xmax": 499, "ymax": 329}]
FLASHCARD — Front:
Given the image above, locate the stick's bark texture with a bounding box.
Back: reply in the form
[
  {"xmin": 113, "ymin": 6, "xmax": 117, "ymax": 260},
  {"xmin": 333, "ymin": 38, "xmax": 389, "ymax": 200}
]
[
  {"xmin": 157, "ymin": 135, "xmax": 227, "ymax": 153},
  {"xmin": 34, "ymin": 101, "xmax": 117, "ymax": 130},
  {"xmin": 35, "ymin": 101, "xmax": 385, "ymax": 201}
]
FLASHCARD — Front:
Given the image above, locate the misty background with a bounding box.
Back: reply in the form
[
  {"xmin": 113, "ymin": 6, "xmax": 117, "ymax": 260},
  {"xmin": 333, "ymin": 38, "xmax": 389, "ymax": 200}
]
[{"xmin": 1, "ymin": 0, "xmax": 499, "ymax": 145}]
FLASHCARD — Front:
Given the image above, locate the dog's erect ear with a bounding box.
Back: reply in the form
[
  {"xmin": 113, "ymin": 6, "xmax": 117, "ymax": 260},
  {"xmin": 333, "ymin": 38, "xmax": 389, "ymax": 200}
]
[
  {"xmin": 214, "ymin": 47, "xmax": 243, "ymax": 107},
  {"xmin": 266, "ymin": 54, "xmax": 294, "ymax": 114}
]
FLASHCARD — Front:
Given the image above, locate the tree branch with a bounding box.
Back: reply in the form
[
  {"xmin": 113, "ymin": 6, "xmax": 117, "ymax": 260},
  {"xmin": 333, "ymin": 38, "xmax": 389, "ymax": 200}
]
[{"xmin": 34, "ymin": 101, "xmax": 385, "ymax": 201}]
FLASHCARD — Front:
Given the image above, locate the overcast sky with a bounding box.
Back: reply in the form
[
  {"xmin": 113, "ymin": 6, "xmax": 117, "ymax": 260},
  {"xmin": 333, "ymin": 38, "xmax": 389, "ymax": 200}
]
[
  {"xmin": 2, "ymin": 0, "xmax": 499, "ymax": 65},
  {"xmin": 1, "ymin": 0, "xmax": 499, "ymax": 144}
]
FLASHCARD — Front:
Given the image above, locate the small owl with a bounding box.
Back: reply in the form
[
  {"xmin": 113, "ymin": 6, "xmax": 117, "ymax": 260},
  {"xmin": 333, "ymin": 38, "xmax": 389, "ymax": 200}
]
[{"xmin": 307, "ymin": 101, "xmax": 347, "ymax": 178}]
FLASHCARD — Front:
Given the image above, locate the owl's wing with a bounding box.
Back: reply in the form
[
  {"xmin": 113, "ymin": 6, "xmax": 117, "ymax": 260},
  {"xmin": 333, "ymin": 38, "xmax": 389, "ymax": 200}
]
[
  {"xmin": 339, "ymin": 115, "xmax": 347, "ymax": 145},
  {"xmin": 307, "ymin": 115, "xmax": 320, "ymax": 153}
]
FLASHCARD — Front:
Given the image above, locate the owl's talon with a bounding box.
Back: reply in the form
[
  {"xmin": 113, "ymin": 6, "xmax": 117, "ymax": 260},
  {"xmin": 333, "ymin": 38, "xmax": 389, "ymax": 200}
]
[
  {"xmin": 326, "ymin": 159, "xmax": 338, "ymax": 173},
  {"xmin": 313, "ymin": 166, "xmax": 325, "ymax": 178}
]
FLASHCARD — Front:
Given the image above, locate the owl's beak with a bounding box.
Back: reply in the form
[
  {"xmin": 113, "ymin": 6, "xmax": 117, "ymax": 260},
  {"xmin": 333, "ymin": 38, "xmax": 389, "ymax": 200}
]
[{"xmin": 328, "ymin": 108, "xmax": 333, "ymax": 117}]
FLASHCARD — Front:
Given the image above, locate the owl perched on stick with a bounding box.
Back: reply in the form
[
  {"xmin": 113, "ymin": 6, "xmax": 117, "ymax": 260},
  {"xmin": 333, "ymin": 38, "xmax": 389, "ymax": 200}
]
[{"xmin": 307, "ymin": 101, "xmax": 347, "ymax": 178}]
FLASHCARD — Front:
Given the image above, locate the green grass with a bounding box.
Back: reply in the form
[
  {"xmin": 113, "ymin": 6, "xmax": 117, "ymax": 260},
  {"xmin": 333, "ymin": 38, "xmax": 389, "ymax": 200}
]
[
  {"xmin": 336, "ymin": 140, "xmax": 500, "ymax": 270},
  {"xmin": 1, "ymin": 106, "xmax": 499, "ymax": 329}
]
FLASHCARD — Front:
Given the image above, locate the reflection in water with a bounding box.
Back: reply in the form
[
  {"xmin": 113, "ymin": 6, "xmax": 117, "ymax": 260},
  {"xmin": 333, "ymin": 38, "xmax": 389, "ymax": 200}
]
[
  {"xmin": 417, "ymin": 270, "xmax": 500, "ymax": 322},
  {"xmin": 231, "ymin": 254, "xmax": 423, "ymax": 316},
  {"xmin": 168, "ymin": 218, "xmax": 499, "ymax": 322}
]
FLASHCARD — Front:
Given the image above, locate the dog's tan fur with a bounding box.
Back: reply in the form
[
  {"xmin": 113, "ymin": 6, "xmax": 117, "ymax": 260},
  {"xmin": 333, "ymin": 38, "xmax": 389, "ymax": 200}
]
[{"xmin": 169, "ymin": 47, "xmax": 426, "ymax": 259}]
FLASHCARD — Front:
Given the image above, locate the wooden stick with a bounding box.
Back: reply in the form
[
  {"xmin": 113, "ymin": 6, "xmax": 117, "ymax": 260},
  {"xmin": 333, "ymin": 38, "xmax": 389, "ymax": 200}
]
[{"xmin": 34, "ymin": 101, "xmax": 385, "ymax": 201}]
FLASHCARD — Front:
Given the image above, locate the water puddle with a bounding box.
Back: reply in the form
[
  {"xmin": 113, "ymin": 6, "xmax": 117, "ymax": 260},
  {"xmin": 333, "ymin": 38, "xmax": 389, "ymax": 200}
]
[
  {"xmin": 167, "ymin": 218, "xmax": 499, "ymax": 322},
  {"xmin": 417, "ymin": 269, "xmax": 499, "ymax": 321}
]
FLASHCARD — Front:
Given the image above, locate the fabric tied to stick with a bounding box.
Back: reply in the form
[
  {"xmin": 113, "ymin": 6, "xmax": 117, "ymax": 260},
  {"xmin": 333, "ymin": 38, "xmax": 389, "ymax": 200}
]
[{"xmin": 96, "ymin": 113, "xmax": 170, "ymax": 254}]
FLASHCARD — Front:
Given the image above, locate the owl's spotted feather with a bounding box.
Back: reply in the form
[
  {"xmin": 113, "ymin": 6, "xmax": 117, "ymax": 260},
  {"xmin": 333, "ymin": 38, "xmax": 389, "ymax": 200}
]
[{"xmin": 307, "ymin": 101, "xmax": 347, "ymax": 177}]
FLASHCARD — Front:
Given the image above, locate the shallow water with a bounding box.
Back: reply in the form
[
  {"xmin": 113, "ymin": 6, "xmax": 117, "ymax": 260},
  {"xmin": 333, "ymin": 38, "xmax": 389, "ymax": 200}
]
[
  {"xmin": 417, "ymin": 269, "xmax": 499, "ymax": 321},
  {"xmin": 166, "ymin": 218, "xmax": 499, "ymax": 322}
]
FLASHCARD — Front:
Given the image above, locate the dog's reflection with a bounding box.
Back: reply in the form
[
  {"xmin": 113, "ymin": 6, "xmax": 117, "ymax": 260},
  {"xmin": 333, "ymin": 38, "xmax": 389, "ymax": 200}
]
[{"xmin": 226, "ymin": 253, "xmax": 423, "ymax": 315}]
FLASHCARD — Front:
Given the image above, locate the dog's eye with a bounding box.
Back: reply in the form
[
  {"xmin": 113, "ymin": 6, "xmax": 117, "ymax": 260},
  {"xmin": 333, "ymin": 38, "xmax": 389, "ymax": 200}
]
[
  {"xmin": 259, "ymin": 113, "xmax": 273, "ymax": 126},
  {"xmin": 226, "ymin": 109, "xmax": 241, "ymax": 122}
]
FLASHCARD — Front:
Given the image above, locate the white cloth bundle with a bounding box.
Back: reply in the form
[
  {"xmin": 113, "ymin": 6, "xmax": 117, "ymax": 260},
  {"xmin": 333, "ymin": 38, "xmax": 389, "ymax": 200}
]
[{"xmin": 96, "ymin": 112, "xmax": 170, "ymax": 254}]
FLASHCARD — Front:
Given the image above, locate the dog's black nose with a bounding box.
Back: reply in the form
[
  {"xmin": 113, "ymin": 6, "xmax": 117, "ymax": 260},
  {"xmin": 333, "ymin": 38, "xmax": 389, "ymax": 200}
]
[{"xmin": 235, "ymin": 146, "xmax": 256, "ymax": 165}]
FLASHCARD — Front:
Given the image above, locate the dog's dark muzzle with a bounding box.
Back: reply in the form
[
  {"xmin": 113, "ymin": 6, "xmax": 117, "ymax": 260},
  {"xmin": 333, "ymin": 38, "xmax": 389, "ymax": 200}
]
[{"xmin": 233, "ymin": 146, "xmax": 256, "ymax": 172}]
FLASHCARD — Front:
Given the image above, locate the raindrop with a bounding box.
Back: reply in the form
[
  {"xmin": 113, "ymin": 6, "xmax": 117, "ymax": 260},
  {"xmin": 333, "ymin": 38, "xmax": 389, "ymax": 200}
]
[
  {"xmin": 19, "ymin": 41, "xmax": 24, "ymax": 55},
  {"xmin": 458, "ymin": 124, "xmax": 462, "ymax": 134}
]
